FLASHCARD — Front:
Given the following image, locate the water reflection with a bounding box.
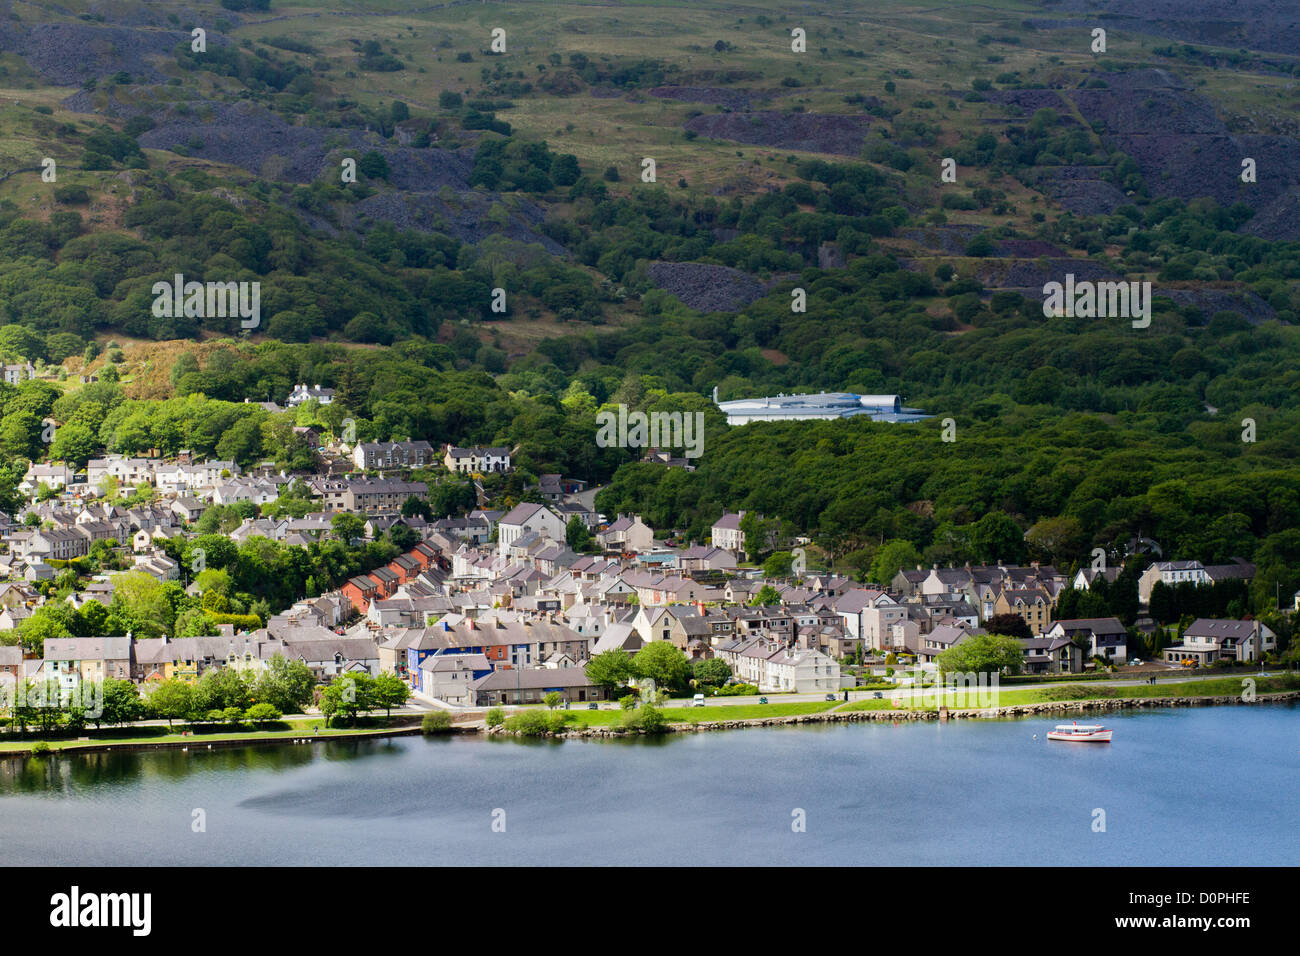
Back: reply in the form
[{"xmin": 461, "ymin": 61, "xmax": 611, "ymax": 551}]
[{"xmin": 0, "ymin": 739, "xmax": 380, "ymax": 793}]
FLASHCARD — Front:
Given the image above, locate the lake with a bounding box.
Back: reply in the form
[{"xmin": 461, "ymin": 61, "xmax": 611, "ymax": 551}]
[{"xmin": 2, "ymin": 704, "xmax": 1295, "ymax": 866}]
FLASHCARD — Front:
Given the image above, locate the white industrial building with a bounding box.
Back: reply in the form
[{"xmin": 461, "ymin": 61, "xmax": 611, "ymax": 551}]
[{"xmin": 713, "ymin": 389, "xmax": 927, "ymax": 425}]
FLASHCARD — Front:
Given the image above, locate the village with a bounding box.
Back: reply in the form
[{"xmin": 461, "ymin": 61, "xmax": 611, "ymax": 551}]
[{"xmin": 0, "ymin": 421, "xmax": 1285, "ymax": 726}]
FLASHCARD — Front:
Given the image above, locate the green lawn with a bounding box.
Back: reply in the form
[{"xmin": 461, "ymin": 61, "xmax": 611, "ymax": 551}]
[
  {"xmin": 0, "ymin": 722, "xmax": 411, "ymax": 753},
  {"xmin": 555, "ymin": 701, "xmax": 839, "ymax": 728},
  {"xmin": 839, "ymin": 675, "xmax": 1299, "ymax": 712}
]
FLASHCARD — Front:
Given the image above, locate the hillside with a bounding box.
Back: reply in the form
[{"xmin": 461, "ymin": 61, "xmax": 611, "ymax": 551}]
[{"xmin": 0, "ymin": 0, "xmax": 1297, "ymax": 614}]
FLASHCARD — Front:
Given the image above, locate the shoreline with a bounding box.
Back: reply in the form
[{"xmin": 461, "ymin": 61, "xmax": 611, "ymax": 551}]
[
  {"xmin": 501, "ymin": 689, "xmax": 1300, "ymax": 738},
  {"xmin": 3, "ymin": 691, "xmax": 1295, "ymax": 755}
]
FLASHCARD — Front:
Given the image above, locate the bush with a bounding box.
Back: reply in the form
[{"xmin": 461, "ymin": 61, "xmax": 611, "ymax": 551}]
[
  {"xmin": 54, "ymin": 185, "xmax": 90, "ymax": 204},
  {"xmin": 32, "ymin": 741, "xmax": 51, "ymax": 755},
  {"xmin": 716, "ymin": 683, "xmax": 758, "ymax": 697},
  {"xmin": 244, "ymin": 703, "xmax": 282, "ymax": 727},
  {"xmin": 503, "ymin": 709, "xmax": 552, "ymax": 736},
  {"xmin": 421, "ymin": 711, "xmax": 453, "ymax": 734},
  {"xmin": 485, "ymin": 706, "xmax": 506, "ymax": 727},
  {"xmin": 620, "ymin": 704, "xmax": 669, "ymax": 733}
]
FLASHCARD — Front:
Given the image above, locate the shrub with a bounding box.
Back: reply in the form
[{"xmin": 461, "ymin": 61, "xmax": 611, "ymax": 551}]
[
  {"xmin": 421, "ymin": 711, "xmax": 453, "ymax": 734},
  {"xmin": 621, "ymin": 704, "xmax": 669, "ymax": 733},
  {"xmin": 636, "ymin": 705, "xmax": 667, "ymax": 734},
  {"xmin": 504, "ymin": 709, "xmax": 552, "ymax": 736},
  {"xmin": 32, "ymin": 741, "xmax": 51, "ymax": 755},
  {"xmin": 244, "ymin": 703, "xmax": 282, "ymax": 727},
  {"xmin": 485, "ymin": 706, "xmax": 506, "ymax": 727},
  {"xmin": 54, "ymin": 185, "xmax": 90, "ymax": 204},
  {"xmin": 546, "ymin": 711, "xmax": 575, "ymax": 733}
]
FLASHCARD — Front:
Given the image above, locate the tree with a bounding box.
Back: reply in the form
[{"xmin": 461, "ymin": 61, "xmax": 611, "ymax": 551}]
[
  {"xmin": 740, "ymin": 511, "xmax": 780, "ymax": 561},
  {"xmin": 372, "ymin": 673, "xmax": 410, "ymax": 717},
  {"xmin": 763, "ymin": 551, "xmax": 794, "ymax": 577},
  {"xmin": 869, "ymin": 540, "xmax": 923, "ymax": 586},
  {"xmin": 543, "ymin": 691, "xmax": 562, "ymax": 710},
  {"xmin": 98, "ymin": 678, "xmax": 142, "ymax": 727},
  {"xmin": 252, "ymin": 654, "xmax": 315, "ymax": 714},
  {"xmin": 748, "ymin": 585, "xmax": 781, "ymax": 606},
  {"xmin": 692, "ymin": 657, "xmax": 731, "ymax": 688},
  {"xmin": 148, "ymin": 679, "xmax": 194, "ymax": 728},
  {"xmin": 244, "ymin": 702, "xmax": 282, "ymax": 728},
  {"xmin": 1024, "ymin": 516, "xmax": 1087, "ymax": 565},
  {"xmin": 193, "ymin": 667, "xmax": 250, "ymax": 713},
  {"xmin": 984, "ymin": 613, "xmax": 1033, "ymax": 641},
  {"xmin": 585, "ymin": 649, "xmax": 633, "ymax": 693},
  {"xmin": 110, "ymin": 571, "xmax": 174, "ymax": 639},
  {"xmin": 331, "ymin": 512, "xmax": 365, "ymax": 543},
  {"xmin": 935, "ymin": 632, "xmax": 1025, "ymax": 676},
  {"xmin": 358, "ymin": 151, "xmax": 391, "ymax": 180},
  {"xmin": 401, "ymin": 494, "xmax": 433, "ymax": 520},
  {"xmin": 565, "ymin": 515, "xmax": 592, "ymax": 552},
  {"xmin": 630, "ymin": 642, "xmax": 691, "ymax": 694},
  {"xmin": 319, "ymin": 673, "xmax": 373, "ymax": 726}
]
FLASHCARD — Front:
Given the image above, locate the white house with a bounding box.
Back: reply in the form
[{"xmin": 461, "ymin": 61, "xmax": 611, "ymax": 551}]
[
  {"xmin": 716, "ymin": 636, "xmax": 840, "ymax": 693},
  {"xmin": 711, "ymin": 511, "xmax": 746, "ymax": 553},
  {"xmin": 287, "ymin": 384, "xmax": 335, "ymax": 406},
  {"xmin": 1044, "ymin": 617, "xmax": 1128, "ymax": 665},
  {"xmin": 497, "ymin": 503, "xmax": 565, "ymax": 553},
  {"xmin": 1162, "ymin": 619, "xmax": 1276, "ymax": 665},
  {"xmin": 20, "ymin": 463, "xmax": 74, "ymax": 494},
  {"xmin": 443, "ymin": 445, "xmax": 511, "ymax": 474},
  {"xmin": 597, "ymin": 514, "xmax": 654, "ymax": 553},
  {"xmin": 1139, "ymin": 560, "xmax": 1210, "ymax": 605},
  {"xmin": 833, "ymin": 588, "xmax": 905, "ymax": 650}
]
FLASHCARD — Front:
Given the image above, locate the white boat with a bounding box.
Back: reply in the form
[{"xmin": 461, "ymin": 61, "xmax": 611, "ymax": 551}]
[{"xmin": 1046, "ymin": 721, "xmax": 1112, "ymax": 743}]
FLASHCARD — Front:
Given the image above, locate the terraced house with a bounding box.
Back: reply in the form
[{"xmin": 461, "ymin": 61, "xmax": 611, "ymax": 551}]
[
  {"xmin": 715, "ymin": 637, "xmax": 840, "ymax": 694},
  {"xmin": 353, "ymin": 440, "xmax": 435, "ymax": 470}
]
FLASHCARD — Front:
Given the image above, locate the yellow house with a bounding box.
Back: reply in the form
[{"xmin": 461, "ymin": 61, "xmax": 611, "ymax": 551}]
[{"xmin": 993, "ymin": 587, "xmax": 1055, "ymax": 636}]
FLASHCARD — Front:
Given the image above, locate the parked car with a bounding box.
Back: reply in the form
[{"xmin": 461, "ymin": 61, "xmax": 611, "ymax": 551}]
[
  {"xmin": 586, "ymin": 702, "xmax": 598, "ymax": 710},
  {"xmin": 1130, "ymin": 659, "xmax": 1143, "ymax": 665},
  {"xmin": 758, "ymin": 696, "xmax": 768, "ymax": 704},
  {"xmin": 872, "ymin": 691, "xmax": 883, "ymax": 699},
  {"xmin": 824, "ymin": 693, "xmax": 836, "ymax": 701},
  {"xmin": 691, "ymin": 694, "xmax": 705, "ymax": 707}
]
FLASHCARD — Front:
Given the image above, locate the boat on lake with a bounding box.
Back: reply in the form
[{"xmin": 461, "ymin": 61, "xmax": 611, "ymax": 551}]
[{"xmin": 1046, "ymin": 721, "xmax": 1112, "ymax": 743}]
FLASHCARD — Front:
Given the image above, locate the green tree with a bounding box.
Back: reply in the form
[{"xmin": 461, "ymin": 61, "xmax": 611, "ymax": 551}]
[
  {"xmin": 869, "ymin": 540, "xmax": 923, "ymax": 586},
  {"xmin": 252, "ymin": 654, "xmax": 315, "ymax": 714},
  {"xmin": 148, "ymin": 679, "xmax": 195, "ymax": 728},
  {"xmin": 331, "ymin": 512, "xmax": 365, "ymax": 543},
  {"xmin": 763, "ymin": 551, "xmax": 794, "ymax": 577},
  {"xmin": 984, "ymin": 613, "xmax": 1033, "ymax": 641},
  {"xmin": 98, "ymin": 677, "xmax": 142, "ymax": 728},
  {"xmin": 244, "ymin": 702, "xmax": 282, "ymax": 727},
  {"xmin": 565, "ymin": 515, "xmax": 592, "ymax": 552},
  {"xmin": 692, "ymin": 657, "xmax": 731, "ymax": 688},
  {"xmin": 193, "ymin": 667, "xmax": 250, "ymax": 713},
  {"xmin": 585, "ymin": 649, "xmax": 633, "ymax": 693},
  {"xmin": 372, "ymin": 672, "xmax": 410, "ymax": 717},
  {"xmin": 935, "ymin": 633, "xmax": 1025, "ymax": 676},
  {"xmin": 630, "ymin": 642, "xmax": 691, "ymax": 694}
]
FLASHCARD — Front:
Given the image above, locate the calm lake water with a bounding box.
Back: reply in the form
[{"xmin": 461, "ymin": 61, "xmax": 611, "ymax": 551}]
[{"xmin": 2, "ymin": 705, "xmax": 1296, "ymax": 866}]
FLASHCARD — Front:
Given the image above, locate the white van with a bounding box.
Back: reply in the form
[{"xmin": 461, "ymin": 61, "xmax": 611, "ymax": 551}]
[{"xmin": 691, "ymin": 694, "xmax": 706, "ymax": 707}]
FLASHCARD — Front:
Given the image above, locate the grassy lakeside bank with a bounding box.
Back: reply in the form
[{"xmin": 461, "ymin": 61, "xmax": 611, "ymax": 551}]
[
  {"xmin": 839, "ymin": 674, "xmax": 1300, "ymax": 712},
  {"xmin": 550, "ymin": 701, "xmax": 841, "ymax": 728},
  {"xmin": 0, "ymin": 715, "xmax": 434, "ymax": 756}
]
